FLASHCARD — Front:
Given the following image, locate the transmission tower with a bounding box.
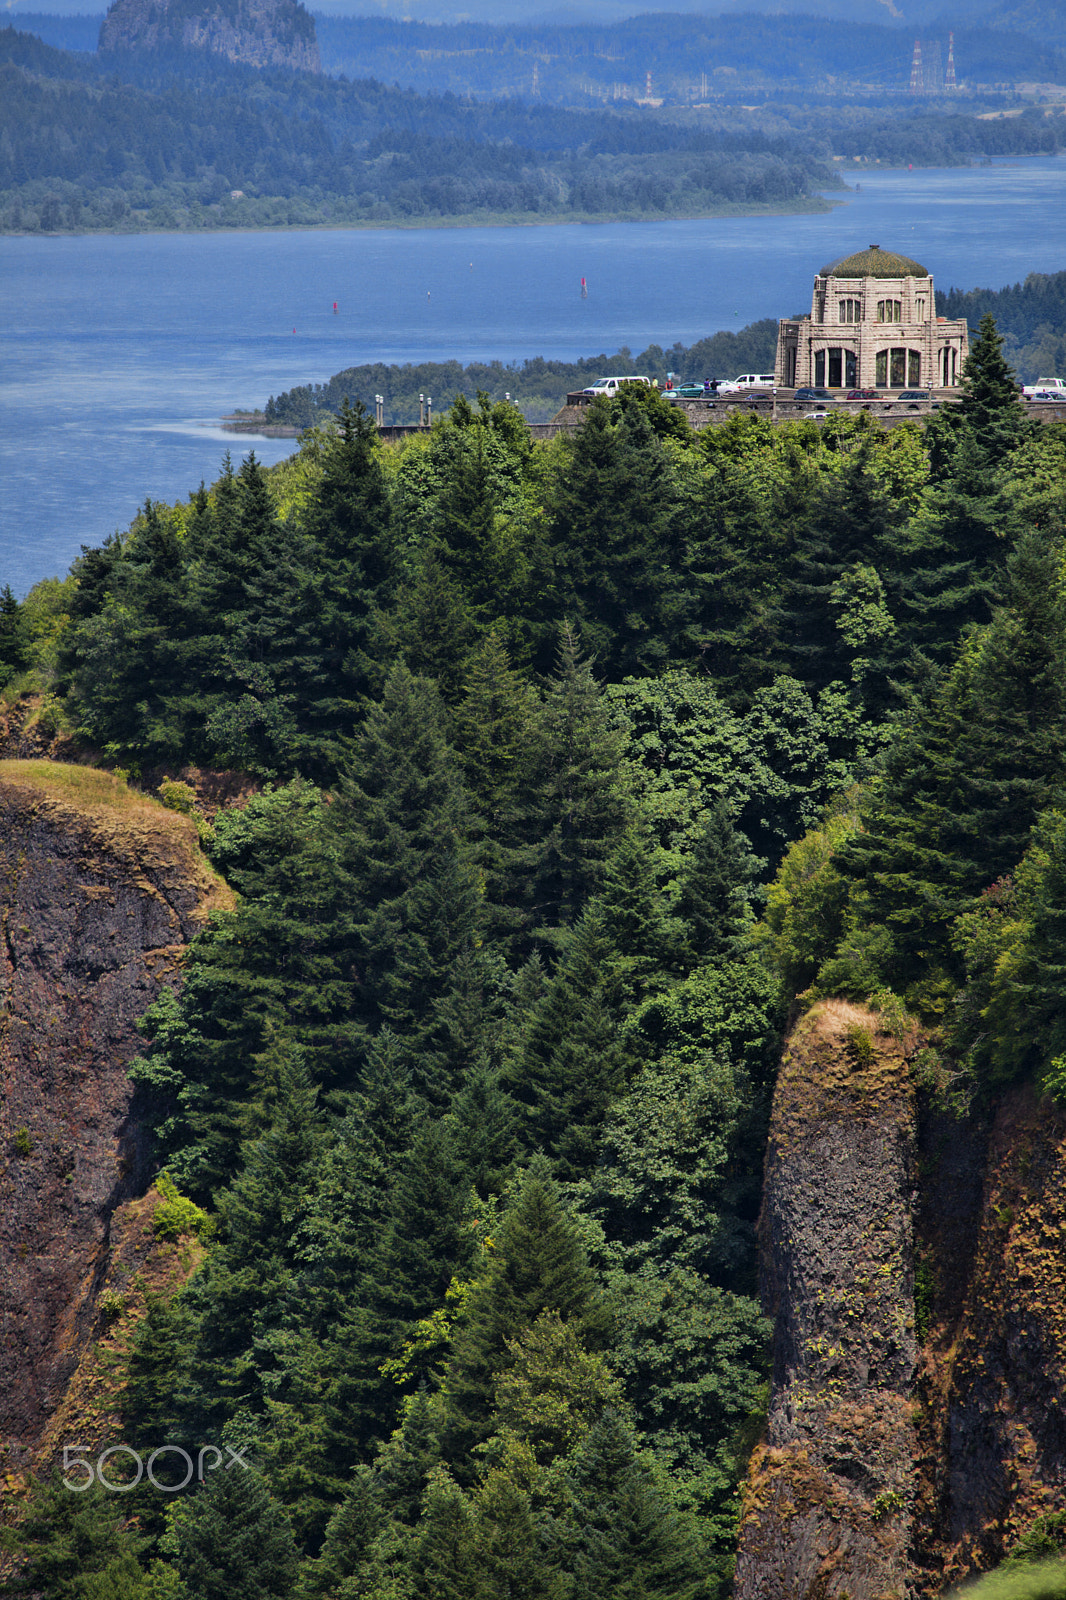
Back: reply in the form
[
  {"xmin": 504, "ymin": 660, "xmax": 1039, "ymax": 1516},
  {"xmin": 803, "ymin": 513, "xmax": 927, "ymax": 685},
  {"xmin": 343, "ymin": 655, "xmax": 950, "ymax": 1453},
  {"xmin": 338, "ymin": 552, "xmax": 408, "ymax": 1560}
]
[
  {"xmin": 909, "ymin": 37, "xmax": 923, "ymax": 95},
  {"xmin": 531, "ymin": 61, "xmax": 539, "ymax": 96},
  {"xmin": 946, "ymin": 32, "xmax": 957, "ymax": 90}
]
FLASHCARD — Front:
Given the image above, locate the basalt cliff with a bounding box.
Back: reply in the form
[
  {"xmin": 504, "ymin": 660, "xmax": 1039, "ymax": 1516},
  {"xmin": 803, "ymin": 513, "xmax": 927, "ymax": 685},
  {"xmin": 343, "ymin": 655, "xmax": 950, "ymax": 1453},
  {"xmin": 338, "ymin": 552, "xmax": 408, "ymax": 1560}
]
[
  {"xmin": 98, "ymin": 0, "xmax": 319, "ymax": 74},
  {"xmin": 0, "ymin": 762, "xmax": 231, "ymax": 1481},
  {"xmin": 735, "ymin": 1000, "xmax": 1066, "ymax": 1598}
]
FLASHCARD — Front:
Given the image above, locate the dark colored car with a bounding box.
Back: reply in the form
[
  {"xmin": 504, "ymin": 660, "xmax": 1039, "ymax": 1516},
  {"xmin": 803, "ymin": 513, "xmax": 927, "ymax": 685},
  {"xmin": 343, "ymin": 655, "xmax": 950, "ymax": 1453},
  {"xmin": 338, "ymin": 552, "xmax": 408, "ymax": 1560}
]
[
  {"xmin": 792, "ymin": 387, "xmax": 835, "ymax": 402},
  {"xmin": 894, "ymin": 389, "xmax": 932, "ymax": 405},
  {"xmin": 666, "ymin": 382, "xmax": 715, "ymax": 401},
  {"xmin": 846, "ymin": 388, "xmax": 880, "ymax": 400}
]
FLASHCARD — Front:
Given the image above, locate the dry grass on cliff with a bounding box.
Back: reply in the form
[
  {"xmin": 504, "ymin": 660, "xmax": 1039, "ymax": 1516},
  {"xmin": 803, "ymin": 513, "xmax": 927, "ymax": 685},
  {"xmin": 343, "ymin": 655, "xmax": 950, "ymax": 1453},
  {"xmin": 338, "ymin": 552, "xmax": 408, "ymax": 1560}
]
[{"xmin": 0, "ymin": 760, "xmax": 158, "ymax": 814}]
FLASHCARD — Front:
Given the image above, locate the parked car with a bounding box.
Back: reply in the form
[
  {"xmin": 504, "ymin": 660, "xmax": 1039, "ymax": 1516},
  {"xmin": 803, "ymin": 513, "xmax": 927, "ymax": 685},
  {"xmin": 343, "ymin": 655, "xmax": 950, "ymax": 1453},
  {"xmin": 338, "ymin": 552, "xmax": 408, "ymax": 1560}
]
[
  {"xmin": 1022, "ymin": 377, "xmax": 1066, "ymax": 397},
  {"xmin": 846, "ymin": 389, "xmax": 880, "ymax": 400},
  {"xmin": 582, "ymin": 375, "xmax": 651, "ymax": 397},
  {"xmin": 665, "ymin": 381, "xmax": 714, "ymax": 401},
  {"xmin": 803, "ymin": 410, "xmax": 831, "ymax": 421},
  {"xmin": 1028, "ymin": 389, "xmax": 1065, "ymax": 402},
  {"xmin": 718, "ymin": 373, "xmax": 776, "ymax": 394},
  {"xmin": 893, "ymin": 389, "xmax": 932, "ymax": 406},
  {"xmin": 792, "ymin": 387, "xmax": 835, "ymax": 403}
]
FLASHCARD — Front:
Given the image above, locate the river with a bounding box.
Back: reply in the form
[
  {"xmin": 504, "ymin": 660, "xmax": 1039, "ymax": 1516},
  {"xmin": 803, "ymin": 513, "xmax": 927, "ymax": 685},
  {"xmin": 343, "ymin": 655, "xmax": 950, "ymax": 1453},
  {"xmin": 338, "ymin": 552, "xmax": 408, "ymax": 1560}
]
[{"xmin": 4, "ymin": 153, "xmax": 1066, "ymax": 596}]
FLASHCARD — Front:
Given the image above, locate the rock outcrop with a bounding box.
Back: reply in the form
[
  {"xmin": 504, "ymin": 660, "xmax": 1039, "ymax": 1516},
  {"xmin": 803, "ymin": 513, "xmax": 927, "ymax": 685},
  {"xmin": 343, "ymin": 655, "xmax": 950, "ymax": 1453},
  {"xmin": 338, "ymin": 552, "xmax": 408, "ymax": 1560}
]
[
  {"xmin": 0, "ymin": 763, "xmax": 231, "ymax": 1473},
  {"xmin": 98, "ymin": 0, "xmax": 319, "ymax": 74},
  {"xmin": 734, "ymin": 1000, "xmax": 919, "ymax": 1600},
  {"xmin": 737, "ymin": 1000, "xmax": 1066, "ymax": 1598}
]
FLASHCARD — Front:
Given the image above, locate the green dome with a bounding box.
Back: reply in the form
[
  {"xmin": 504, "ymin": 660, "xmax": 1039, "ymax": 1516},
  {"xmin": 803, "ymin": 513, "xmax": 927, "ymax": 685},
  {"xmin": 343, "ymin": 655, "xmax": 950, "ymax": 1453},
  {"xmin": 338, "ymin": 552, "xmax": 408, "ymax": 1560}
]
[{"xmin": 820, "ymin": 245, "xmax": 929, "ymax": 279}]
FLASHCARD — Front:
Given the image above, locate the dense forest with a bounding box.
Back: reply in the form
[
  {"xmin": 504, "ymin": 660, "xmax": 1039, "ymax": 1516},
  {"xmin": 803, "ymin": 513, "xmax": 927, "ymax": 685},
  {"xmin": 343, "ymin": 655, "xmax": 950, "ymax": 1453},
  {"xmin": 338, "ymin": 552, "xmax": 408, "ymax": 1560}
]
[
  {"xmin": 0, "ymin": 27, "xmax": 839, "ymax": 233},
  {"xmin": 3, "ymin": 316, "xmax": 1066, "ymax": 1595}
]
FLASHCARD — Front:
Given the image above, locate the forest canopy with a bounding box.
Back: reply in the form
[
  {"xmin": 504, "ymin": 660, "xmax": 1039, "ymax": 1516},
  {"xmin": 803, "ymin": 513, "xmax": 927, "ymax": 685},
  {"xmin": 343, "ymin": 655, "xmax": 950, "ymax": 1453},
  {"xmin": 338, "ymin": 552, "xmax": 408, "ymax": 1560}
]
[{"xmin": 6, "ymin": 319, "xmax": 1066, "ymax": 1598}]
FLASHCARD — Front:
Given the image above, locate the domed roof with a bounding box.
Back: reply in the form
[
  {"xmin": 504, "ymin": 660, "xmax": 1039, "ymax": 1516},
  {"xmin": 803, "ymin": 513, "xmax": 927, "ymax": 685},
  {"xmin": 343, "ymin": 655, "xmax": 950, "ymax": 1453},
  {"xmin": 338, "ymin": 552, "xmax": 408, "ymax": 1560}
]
[{"xmin": 820, "ymin": 245, "xmax": 929, "ymax": 279}]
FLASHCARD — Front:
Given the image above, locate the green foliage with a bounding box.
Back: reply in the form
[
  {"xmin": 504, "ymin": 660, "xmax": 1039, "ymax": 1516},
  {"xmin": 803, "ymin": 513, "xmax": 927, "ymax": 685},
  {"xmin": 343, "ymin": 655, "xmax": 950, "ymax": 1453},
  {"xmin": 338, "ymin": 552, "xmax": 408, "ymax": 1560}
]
[
  {"xmin": 945, "ymin": 1559, "xmax": 1066, "ymax": 1599},
  {"xmin": 152, "ymin": 1173, "xmax": 215, "ymax": 1241},
  {"xmin": 0, "ymin": 1475, "xmax": 147, "ymax": 1599},
  {"xmin": 162, "ymin": 1467, "xmax": 300, "ymax": 1599},
  {"xmin": 12, "ymin": 1126, "xmax": 32, "ymax": 1157}
]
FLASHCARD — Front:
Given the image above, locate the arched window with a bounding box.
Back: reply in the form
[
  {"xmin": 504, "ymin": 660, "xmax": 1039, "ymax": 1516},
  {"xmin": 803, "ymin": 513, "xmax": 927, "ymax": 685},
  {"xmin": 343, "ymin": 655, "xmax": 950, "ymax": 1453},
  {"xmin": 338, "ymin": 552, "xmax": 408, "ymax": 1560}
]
[
  {"xmin": 838, "ymin": 298, "xmax": 861, "ymax": 323},
  {"xmin": 875, "ymin": 348, "xmax": 921, "ymax": 387},
  {"xmin": 877, "ymin": 300, "xmax": 902, "ymax": 324}
]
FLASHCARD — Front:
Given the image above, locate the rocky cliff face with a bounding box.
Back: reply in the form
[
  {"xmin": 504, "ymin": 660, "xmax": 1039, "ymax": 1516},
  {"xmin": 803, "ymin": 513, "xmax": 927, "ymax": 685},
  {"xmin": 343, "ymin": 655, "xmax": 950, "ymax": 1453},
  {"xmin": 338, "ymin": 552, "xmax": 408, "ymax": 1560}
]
[
  {"xmin": 734, "ymin": 1001, "xmax": 919, "ymax": 1600},
  {"xmin": 736, "ymin": 1001, "xmax": 1066, "ymax": 1598},
  {"xmin": 0, "ymin": 763, "xmax": 231, "ymax": 1474},
  {"xmin": 98, "ymin": 0, "xmax": 319, "ymax": 74}
]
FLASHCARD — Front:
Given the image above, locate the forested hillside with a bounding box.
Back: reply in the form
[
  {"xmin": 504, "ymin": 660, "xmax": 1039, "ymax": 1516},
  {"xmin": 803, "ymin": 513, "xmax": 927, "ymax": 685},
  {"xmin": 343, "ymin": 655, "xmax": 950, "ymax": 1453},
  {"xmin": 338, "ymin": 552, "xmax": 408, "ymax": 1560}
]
[
  {"xmin": 0, "ymin": 26, "xmax": 838, "ymax": 233},
  {"xmin": 5, "ymin": 2, "xmax": 1066, "ymax": 236},
  {"xmin": 4, "ymin": 317, "xmax": 1066, "ymax": 1595}
]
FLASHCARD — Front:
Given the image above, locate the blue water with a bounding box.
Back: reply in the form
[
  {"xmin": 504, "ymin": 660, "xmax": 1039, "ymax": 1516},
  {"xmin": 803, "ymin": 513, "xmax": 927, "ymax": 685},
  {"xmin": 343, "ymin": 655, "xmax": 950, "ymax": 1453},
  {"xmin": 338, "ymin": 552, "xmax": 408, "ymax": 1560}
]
[{"xmin": 4, "ymin": 153, "xmax": 1066, "ymax": 596}]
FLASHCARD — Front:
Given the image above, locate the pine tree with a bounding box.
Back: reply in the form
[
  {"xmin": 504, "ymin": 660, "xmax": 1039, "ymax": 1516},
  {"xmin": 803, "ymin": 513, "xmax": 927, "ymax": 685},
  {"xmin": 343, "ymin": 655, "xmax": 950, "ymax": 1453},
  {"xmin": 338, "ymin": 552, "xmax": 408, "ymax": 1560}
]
[
  {"xmin": 517, "ymin": 625, "xmax": 633, "ymax": 951},
  {"xmin": 299, "ymin": 399, "xmax": 397, "ymax": 772},
  {"xmin": 180, "ymin": 1040, "xmax": 327, "ymax": 1432},
  {"xmin": 837, "ymin": 525, "xmax": 1066, "ymax": 990},
  {"xmin": 556, "ymin": 1411, "xmax": 712, "ymax": 1600},
  {"xmin": 299, "ymin": 1467, "xmax": 382, "ymax": 1599},
  {"xmin": 0, "ymin": 583, "xmax": 30, "ymax": 686},
  {"xmin": 675, "ymin": 802, "xmax": 753, "ymax": 971},
  {"xmin": 330, "ymin": 663, "xmax": 483, "ymax": 1069},
  {"xmin": 507, "ymin": 904, "xmax": 635, "ymax": 1182},
  {"xmin": 167, "ymin": 1467, "xmax": 299, "ymax": 1600},
  {"xmin": 441, "ymin": 1159, "xmax": 610, "ymax": 1475},
  {"xmin": 954, "ymin": 311, "xmax": 1030, "ymax": 466},
  {"xmin": 550, "ymin": 399, "xmax": 685, "ymax": 680}
]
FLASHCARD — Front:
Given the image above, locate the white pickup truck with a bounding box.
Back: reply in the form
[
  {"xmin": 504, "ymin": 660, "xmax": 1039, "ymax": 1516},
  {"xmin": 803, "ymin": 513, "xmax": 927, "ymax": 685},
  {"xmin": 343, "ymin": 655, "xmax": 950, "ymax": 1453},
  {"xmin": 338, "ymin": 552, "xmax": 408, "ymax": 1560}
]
[
  {"xmin": 582, "ymin": 375, "xmax": 651, "ymax": 397},
  {"xmin": 717, "ymin": 372, "xmax": 776, "ymax": 395},
  {"xmin": 1022, "ymin": 377, "xmax": 1066, "ymax": 397}
]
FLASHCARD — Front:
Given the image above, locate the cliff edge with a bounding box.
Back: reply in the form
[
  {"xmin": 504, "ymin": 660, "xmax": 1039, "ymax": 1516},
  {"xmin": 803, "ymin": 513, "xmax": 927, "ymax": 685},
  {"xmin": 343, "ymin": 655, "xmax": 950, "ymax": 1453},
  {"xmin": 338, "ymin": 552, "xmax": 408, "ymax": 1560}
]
[
  {"xmin": 734, "ymin": 1000, "xmax": 919, "ymax": 1600},
  {"xmin": 98, "ymin": 0, "xmax": 319, "ymax": 74},
  {"xmin": 0, "ymin": 763, "xmax": 232, "ymax": 1471},
  {"xmin": 736, "ymin": 1000, "xmax": 1066, "ymax": 1597}
]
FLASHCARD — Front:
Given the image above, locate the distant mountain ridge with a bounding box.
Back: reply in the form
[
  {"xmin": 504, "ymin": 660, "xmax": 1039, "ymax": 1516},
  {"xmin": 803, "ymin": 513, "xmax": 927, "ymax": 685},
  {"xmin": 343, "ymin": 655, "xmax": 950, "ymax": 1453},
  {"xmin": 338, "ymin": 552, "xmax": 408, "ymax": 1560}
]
[{"xmin": 98, "ymin": 0, "xmax": 319, "ymax": 71}]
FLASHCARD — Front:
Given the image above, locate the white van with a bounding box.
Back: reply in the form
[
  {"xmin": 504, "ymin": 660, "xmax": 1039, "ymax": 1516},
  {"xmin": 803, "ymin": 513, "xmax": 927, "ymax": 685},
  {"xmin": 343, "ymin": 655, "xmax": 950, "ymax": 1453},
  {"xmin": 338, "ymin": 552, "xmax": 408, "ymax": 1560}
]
[
  {"xmin": 582, "ymin": 375, "xmax": 651, "ymax": 397},
  {"xmin": 718, "ymin": 373, "xmax": 776, "ymax": 395}
]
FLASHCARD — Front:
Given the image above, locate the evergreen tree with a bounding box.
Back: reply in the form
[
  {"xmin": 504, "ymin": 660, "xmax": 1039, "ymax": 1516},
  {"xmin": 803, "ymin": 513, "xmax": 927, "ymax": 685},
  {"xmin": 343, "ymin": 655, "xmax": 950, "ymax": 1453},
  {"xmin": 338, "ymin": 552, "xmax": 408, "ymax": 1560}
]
[
  {"xmin": 0, "ymin": 1476, "xmax": 147, "ymax": 1600},
  {"xmin": 517, "ymin": 625, "xmax": 632, "ymax": 951},
  {"xmin": 550, "ymin": 398, "xmax": 685, "ymax": 680},
  {"xmin": 554, "ymin": 1411, "xmax": 712, "ymax": 1600},
  {"xmin": 0, "ymin": 583, "xmax": 30, "ymax": 686},
  {"xmin": 166, "ymin": 1467, "xmax": 299, "ymax": 1600},
  {"xmin": 298, "ymin": 1467, "xmax": 382, "ymax": 1599},
  {"xmin": 179, "ymin": 1040, "xmax": 327, "ymax": 1433},
  {"xmin": 330, "ymin": 663, "xmax": 483, "ymax": 1072},
  {"xmin": 835, "ymin": 526, "xmax": 1066, "ymax": 992},
  {"xmin": 442, "ymin": 1160, "xmax": 610, "ymax": 1476},
  {"xmin": 675, "ymin": 802, "xmax": 754, "ymax": 971},
  {"xmin": 507, "ymin": 904, "xmax": 635, "ymax": 1182},
  {"xmin": 299, "ymin": 399, "xmax": 397, "ymax": 773},
  {"xmin": 412, "ymin": 1467, "xmax": 477, "ymax": 1600}
]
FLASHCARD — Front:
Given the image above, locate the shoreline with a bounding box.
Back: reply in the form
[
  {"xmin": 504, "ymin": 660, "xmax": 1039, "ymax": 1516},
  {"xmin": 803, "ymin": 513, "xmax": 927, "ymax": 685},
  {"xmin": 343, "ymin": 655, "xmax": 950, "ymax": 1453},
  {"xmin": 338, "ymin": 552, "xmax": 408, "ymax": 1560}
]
[{"xmin": 0, "ymin": 193, "xmax": 842, "ymax": 241}]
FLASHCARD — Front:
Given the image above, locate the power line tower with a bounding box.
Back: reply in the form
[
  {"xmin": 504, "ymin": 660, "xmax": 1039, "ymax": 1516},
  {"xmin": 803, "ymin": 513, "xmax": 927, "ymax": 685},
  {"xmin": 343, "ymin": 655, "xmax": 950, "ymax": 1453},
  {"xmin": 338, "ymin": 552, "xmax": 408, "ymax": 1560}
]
[
  {"xmin": 531, "ymin": 61, "xmax": 539, "ymax": 96},
  {"xmin": 909, "ymin": 37, "xmax": 923, "ymax": 95},
  {"xmin": 645, "ymin": 70, "xmax": 652, "ymax": 99},
  {"xmin": 946, "ymin": 32, "xmax": 957, "ymax": 90}
]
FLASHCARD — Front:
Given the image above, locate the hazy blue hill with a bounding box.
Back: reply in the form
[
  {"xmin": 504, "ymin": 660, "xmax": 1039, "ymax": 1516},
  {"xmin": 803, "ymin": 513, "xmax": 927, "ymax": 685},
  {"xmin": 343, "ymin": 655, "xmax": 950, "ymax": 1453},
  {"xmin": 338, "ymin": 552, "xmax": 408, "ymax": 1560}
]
[
  {"xmin": 313, "ymin": 12, "xmax": 1066, "ymax": 100},
  {"xmin": 7, "ymin": 11, "xmax": 103, "ymax": 50}
]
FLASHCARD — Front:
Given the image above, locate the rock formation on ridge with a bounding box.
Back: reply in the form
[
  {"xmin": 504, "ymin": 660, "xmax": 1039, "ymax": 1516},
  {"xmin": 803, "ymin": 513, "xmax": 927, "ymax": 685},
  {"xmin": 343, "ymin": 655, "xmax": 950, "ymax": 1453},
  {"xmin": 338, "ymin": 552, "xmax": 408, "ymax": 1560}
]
[{"xmin": 98, "ymin": 0, "xmax": 320, "ymax": 74}]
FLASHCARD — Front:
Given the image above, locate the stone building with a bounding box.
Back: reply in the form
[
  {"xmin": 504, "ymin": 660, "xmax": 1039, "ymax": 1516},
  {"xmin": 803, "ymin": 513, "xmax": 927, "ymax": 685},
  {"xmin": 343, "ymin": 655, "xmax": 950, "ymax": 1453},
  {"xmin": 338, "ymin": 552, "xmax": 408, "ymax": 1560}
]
[{"xmin": 774, "ymin": 245, "xmax": 969, "ymax": 391}]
